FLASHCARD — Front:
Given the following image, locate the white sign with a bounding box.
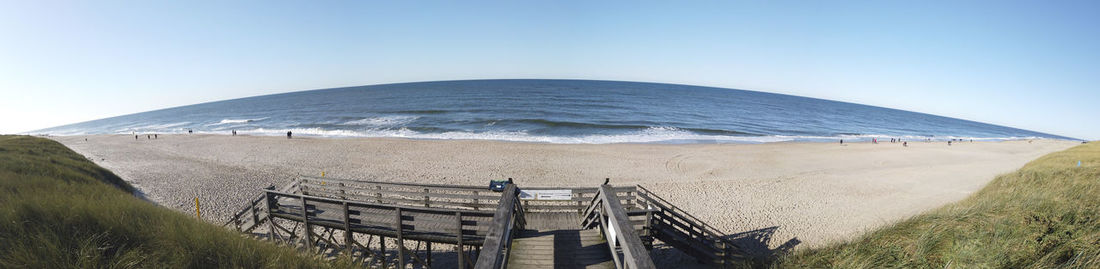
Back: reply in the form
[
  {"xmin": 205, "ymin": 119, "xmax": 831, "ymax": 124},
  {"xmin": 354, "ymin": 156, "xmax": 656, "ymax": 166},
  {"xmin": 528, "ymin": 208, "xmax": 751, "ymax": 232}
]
[
  {"xmin": 519, "ymin": 189, "xmax": 573, "ymax": 200},
  {"xmin": 607, "ymin": 218, "xmax": 618, "ymax": 247}
]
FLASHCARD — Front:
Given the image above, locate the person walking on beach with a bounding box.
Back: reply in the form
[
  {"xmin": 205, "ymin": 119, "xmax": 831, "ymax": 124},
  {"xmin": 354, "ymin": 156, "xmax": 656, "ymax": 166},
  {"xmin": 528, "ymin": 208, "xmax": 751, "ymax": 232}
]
[
  {"xmin": 839, "ymin": 139, "xmax": 843, "ymax": 145},
  {"xmin": 873, "ymin": 138, "xmax": 877, "ymax": 144},
  {"xmin": 903, "ymin": 141, "xmax": 908, "ymax": 147},
  {"xmin": 948, "ymin": 140, "xmax": 952, "ymax": 146},
  {"xmin": 154, "ymin": 134, "xmax": 157, "ymax": 139},
  {"xmin": 232, "ymin": 130, "xmax": 236, "ymax": 136},
  {"xmin": 135, "ymin": 135, "xmax": 138, "ymax": 140},
  {"xmin": 287, "ymin": 131, "xmax": 292, "ymax": 139}
]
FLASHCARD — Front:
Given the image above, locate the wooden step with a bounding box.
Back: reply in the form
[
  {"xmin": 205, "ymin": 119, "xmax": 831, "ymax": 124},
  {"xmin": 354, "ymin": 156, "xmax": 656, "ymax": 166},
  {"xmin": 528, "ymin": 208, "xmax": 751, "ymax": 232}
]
[{"xmin": 507, "ymin": 229, "xmax": 614, "ymax": 269}]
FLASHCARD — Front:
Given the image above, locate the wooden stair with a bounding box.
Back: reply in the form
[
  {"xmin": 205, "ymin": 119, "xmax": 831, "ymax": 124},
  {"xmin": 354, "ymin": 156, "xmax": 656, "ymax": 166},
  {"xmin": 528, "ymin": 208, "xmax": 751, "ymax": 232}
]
[{"xmin": 507, "ymin": 229, "xmax": 615, "ymax": 269}]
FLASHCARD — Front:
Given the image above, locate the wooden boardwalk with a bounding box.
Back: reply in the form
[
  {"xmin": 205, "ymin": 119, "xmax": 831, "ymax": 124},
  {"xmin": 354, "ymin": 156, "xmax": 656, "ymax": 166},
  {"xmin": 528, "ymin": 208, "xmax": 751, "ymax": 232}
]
[{"xmin": 225, "ymin": 176, "xmax": 747, "ymax": 268}]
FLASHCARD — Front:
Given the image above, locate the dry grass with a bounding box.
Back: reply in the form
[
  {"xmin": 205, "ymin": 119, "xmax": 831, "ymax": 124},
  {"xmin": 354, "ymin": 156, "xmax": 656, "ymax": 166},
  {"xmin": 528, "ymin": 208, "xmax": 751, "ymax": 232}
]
[
  {"xmin": 0, "ymin": 135, "xmax": 358, "ymax": 268},
  {"xmin": 777, "ymin": 141, "xmax": 1100, "ymax": 268}
]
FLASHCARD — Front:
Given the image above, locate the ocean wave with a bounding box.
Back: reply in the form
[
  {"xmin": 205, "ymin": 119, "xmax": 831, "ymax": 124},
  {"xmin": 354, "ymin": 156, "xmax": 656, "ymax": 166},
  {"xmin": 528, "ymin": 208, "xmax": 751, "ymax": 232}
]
[
  {"xmin": 492, "ymin": 119, "xmax": 759, "ymax": 135},
  {"xmin": 113, "ymin": 122, "xmax": 191, "ymax": 133},
  {"xmin": 233, "ymin": 126, "xmax": 786, "ymax": 144},
  {"xmin": 343, "ymin": 115, "xmax": 420, "ymax": 126},
  {"xmin": 209, "ymin": 118, "xmax": 268, "ymax": 125},
  {"xmin": 226, "ymin": 126, "xmax": 1051, "ymax": 144}
]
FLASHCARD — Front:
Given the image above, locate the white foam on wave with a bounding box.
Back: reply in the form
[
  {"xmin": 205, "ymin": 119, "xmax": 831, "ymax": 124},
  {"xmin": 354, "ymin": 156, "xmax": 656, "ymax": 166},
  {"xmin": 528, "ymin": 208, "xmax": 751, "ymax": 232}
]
[
  {"xmin": 343, "ymin": 116, "xmax": 420, "ymax": 126},
  {"xmin": 209, "ymin": 118, "xmax": 268, "ymax": 125},
  {"xmin": 112, "ymin": 122, "xmax": 192, "ymax": 133},
  {"xmin": 234, "ymin": 126, "xmax": 793, "ymax": 144}
]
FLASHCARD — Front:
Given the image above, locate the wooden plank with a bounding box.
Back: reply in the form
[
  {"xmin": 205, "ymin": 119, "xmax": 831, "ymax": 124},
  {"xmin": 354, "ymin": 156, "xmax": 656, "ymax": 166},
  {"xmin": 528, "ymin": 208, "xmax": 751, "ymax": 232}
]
[
  {"xmin": 269, "ymin": 190, "xmax": 495, "ymax": 216},
  {"xmin": 300, "ymin": 194, "xmax": 312, "ymax": 249},
  {"xmin": 456, "ymin": 211, "xmax": 465, "ymax": 269},
  {"xmin": 474, "ymin": 184, "xmax": 519, "ymax": 269},
  {"xmin": 300, "ymin": 175, "xmax": 485, "ymax": 191},
  {"xmin": 395, "ymin": 207, "xmax": 405, "ymax": 269},
  {"xmin": 342, "ymin": 201, "xmax": 352, "ymax": 254},
  {"xmin": 302, "ymin": 182, "xmax": 503, "ymax": 200},
  {"xmin": 298, "ymin": 187, "xmax": 500, "ymax": 210}
]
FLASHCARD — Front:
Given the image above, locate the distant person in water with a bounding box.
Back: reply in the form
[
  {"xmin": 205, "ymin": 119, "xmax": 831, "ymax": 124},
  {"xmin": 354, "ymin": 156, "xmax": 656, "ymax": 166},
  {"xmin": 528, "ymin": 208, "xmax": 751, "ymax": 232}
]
[
  {"xmin": 188, "ymin": 129, "xmax": 193, "ymax": 134},
  {"xmin": 287, "ymin": 131, "xmax": 292, "ymax": 139}
]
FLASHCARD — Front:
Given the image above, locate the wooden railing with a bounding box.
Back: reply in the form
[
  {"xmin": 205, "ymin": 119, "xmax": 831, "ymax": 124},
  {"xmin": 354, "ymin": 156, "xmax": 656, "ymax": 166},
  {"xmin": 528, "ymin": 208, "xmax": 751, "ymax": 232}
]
[
  {"xmin": 634, "ymin": 185, "xmax": 745, "ymax": 265},
  {"xmin": 224, "ymin": 178, "xmax": 300, "ymax": 230},
  {"xmin": 263, "ymin": 189, "xmax": 495, "ymax": 268},
  {"xmin": 298, "ymin": 176, "xmax": 500, "ymax": 211},
  {"xmin": 581, "ymin": 185, "xmax": 657, "ymax": 269},
  {"xmin": 519, "ymin": 185, "xmax": 640, "ymax": 213},
  {"xmin": 222, "ymin": 176, "xmax": 745, "ymax": 267},
  {"xmin": 473, "ymin": 184, "xmax": 525, "ymax": 269}
]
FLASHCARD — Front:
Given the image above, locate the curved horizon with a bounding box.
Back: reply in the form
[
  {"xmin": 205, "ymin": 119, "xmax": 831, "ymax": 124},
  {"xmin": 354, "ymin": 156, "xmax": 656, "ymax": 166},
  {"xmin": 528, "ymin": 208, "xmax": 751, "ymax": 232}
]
[{"xmin": 30, "ymin": 79, "xmax": 1081, "ymax": 142}]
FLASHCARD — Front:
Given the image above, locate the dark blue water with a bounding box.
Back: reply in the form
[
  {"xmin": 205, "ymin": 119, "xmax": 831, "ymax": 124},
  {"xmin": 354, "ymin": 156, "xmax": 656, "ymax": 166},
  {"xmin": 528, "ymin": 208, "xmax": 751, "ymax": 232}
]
[{"xmin": 33, "ymin": 79, "xmax": 1075, "ymax": 143}]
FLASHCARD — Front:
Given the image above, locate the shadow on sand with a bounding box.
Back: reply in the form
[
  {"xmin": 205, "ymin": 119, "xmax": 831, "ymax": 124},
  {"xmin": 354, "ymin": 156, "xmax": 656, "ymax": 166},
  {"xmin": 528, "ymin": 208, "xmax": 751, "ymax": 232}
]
[
  {"xmin": 650, "ymin": 226, "xmax": 800, "ymax": 268},
  {"xmin": 723, "ymin": 226, "xmax": 801, "ymax": 264}
]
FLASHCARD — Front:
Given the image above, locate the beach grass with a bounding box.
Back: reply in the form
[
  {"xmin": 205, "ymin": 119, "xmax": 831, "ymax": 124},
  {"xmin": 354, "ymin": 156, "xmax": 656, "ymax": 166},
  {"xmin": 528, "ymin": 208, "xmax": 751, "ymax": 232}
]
[
  {"xmin": 0, "ymin": 135, "xmax": 357, "ymax": 268},
  {"xmin": 777, "ymin": 141, "xmax": 1100, "ymax": 268}
]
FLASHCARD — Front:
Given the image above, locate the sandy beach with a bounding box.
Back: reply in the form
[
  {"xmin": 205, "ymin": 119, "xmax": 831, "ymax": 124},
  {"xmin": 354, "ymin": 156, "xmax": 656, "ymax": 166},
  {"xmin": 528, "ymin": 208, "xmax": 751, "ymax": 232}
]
[{"xmin": 50, "ymin": 135, "xmax": 1076, "ymax": 251}]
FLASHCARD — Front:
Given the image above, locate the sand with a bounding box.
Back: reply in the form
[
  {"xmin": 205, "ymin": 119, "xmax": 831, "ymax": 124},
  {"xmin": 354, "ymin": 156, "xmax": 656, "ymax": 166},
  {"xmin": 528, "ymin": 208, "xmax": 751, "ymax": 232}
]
[{"xmin": 50, "ymin": 134, "xmax": 1077, "ymax": 252}]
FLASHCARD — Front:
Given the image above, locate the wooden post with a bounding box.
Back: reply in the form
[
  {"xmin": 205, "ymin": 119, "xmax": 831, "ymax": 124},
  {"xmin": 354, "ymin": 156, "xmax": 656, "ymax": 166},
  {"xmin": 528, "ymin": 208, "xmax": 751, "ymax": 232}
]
[
  {"xmin": 264, "ymin": 192, "xmax": 275, "ymax": 242},
  {"xmin": 455, "ymin": 211, "xmax": 465, "ymax": 269},
  {"xmin": 426, "ymin": 242, "xmax": 432, "ymax": 266},
  {"xmin": 424, "ymin": 188, "xmax": 430, "ymax": 208},
  {"xmin": 379, "ymin": 236, "xmax": 387, "ymax": 268},
  {"xmin": 338, "ymin": 182, "xmax": 346, "ymax": 200},
  {"xmin": 251, "ymin": 199, "xmax": 260, "ymax": 229},
  {"xmin": 473, "ymin": 191, "xmax": 479, "ymax": 211},
  {"xmin": 342, "ymin": 201, "xmax": 352, "ymax": 254},
  {"xmin": 300, "ymin": 194, "xmax": 312, "ymax": 249},
  {"xmin": 644, "ymin": 209, "xmax": 655, "ymax": 250},
  {"xmin": 395, "ymin": 207, "xmax": 405, "ymax": 269},
  {"xmin": 376, "ymin": 185, "xmax": 383, "ymax": 204}
]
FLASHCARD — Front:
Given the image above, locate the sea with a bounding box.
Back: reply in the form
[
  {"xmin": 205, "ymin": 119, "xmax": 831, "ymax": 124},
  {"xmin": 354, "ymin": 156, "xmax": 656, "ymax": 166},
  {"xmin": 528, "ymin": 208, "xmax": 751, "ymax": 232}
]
[{"xmin": 32, "ymin": 79, "xmax": 1075, "ymax": 144}]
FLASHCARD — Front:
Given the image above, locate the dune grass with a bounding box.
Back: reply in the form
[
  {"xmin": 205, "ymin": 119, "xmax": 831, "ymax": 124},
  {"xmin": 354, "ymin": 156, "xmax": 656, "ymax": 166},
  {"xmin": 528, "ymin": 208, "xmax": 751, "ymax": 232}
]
[
  {"xmin": 0, "ymin": 135, "xmax": 358, "ymax": 268},
  {"xmin": 778, "ymin": 141, "xmax": 1100, "ymax": 268}
]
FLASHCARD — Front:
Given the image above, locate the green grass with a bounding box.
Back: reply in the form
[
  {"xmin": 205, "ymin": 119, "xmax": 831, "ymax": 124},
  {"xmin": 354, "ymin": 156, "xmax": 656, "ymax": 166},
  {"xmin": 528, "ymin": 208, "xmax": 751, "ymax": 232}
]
[
  {"xmin": 0, "ymin": 135, "xmax": 358, "ymax": 268},
  {"xmin": 778, "ymin": 141, "xmax": 1100, "ymax": 268}
]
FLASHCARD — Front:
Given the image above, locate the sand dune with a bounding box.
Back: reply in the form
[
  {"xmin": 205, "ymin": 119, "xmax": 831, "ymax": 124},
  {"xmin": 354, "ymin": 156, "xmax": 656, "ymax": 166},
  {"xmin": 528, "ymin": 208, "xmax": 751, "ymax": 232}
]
[{"xmin": 51, "ymin": 135, "xmax": 1076, "ymax": 252}]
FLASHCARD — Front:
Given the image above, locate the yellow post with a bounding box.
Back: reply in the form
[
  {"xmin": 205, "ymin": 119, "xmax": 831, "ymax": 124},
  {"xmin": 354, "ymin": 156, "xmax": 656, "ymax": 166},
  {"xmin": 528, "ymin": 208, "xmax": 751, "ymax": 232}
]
[
  {"xmin": 322, "ymin": 171, "xmax": 325, "ymax": 177},
  {"xmin": 194, "ymin": 197, "xmax": 201, "ymax": 219}
]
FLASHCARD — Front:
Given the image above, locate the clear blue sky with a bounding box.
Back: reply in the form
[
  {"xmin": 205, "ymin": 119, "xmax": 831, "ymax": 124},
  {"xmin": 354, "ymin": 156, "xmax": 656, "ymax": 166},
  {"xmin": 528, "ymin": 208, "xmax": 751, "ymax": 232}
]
[{"xmin": 1, "ymin": 1, "xmax": 1097, "ymax": 139}]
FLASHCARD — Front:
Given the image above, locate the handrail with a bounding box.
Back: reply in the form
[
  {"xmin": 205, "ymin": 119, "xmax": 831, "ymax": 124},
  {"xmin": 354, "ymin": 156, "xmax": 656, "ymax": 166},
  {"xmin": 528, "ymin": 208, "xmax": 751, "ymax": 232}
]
[
  {"xmin": 635, "ymin": 185, "xmax": 744, "ymax": 264},
  {"xmin": 636, "ymin": 185, "xmax": 724, "ymax": 236},
  {"xmin": 584, "ymin": 185, "xmax": 656, "ymax": 269},
  {"xmin": 264, "ymin": 189, "xmax": 495, "ymax": 216},
  {"xmin": 224, "ymin": 179, "xmax": 300, "ymax": 227},
  {"xmin": 300, "ymin": 175, "xmax": 486, "ymax": 190},
  {"xmin": 473, "ymin": 184, "xmax": 524, "ymax": 269}
]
